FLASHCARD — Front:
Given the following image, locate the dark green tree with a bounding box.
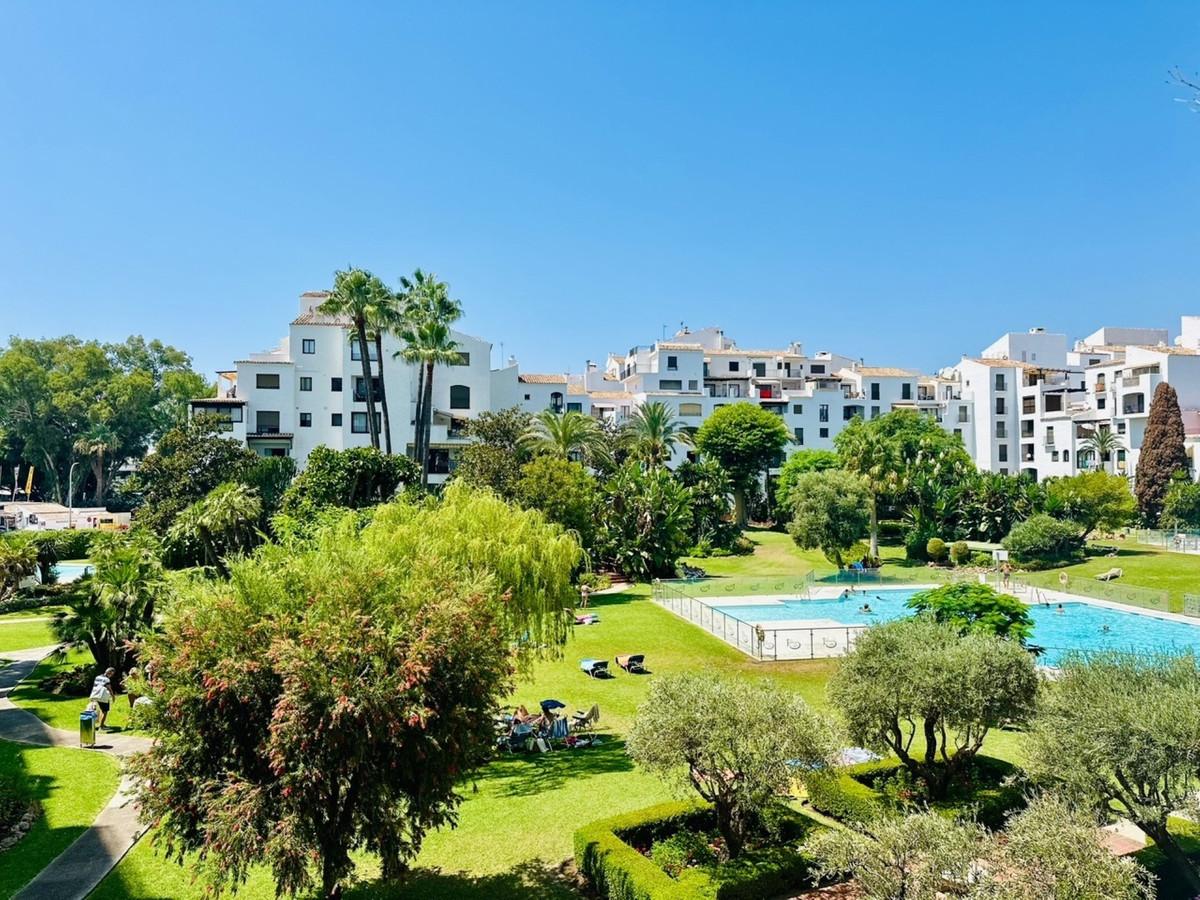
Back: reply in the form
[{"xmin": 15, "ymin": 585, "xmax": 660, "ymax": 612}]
[
  {"xmin": 452, "ymin": 407, "xmax": 532, "ymax": 500},
  {"xmin": 906, "ymin": 583, "xmax": 1033, "ymax": 642},
  {"xmin": 280, "ymin": 446, "xmax": 419, "ymax": 517},
  {"xmin": 675, "ymin": 458, "xmax": 739, "ymax": 553},
  {"xmin": 515, "ymin": 456, "xmax": 598, "ymax": 551},
  {"xmin": 595, "ymin": 461, "xmax": 692, "ymax": 580},
  {"xmin": 693, "ymin": 403, "xmax": 789, "ymax": 524},
  {"xmin": 1135, "ymin": 382, "xmax": 1190, "ymax": 525}
]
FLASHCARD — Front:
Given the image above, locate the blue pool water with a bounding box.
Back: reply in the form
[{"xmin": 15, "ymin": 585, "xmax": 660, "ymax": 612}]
[
  {"xmin": 711, "ymin": 589, "xmax": 1200, "ymax": 667},
  {"xmin": 52, "ymin": 563, "xmax": 92, "ymax": 583}
]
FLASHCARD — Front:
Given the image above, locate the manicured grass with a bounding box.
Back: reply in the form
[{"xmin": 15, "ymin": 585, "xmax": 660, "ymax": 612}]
[
  {"xmin": 1022, "ymin": 538, "xmax": 1200, "ymax": 613},
  {"xmin": 0, "ymin": 739, "xmax": 120, "ymax": 899},
  {"xmin": 10, "ymin": 648, "xmax": 137, "ymax": 734},
  {"xmin": 0, "ymin": 621, "xmax": 55, "ymax": 654}
]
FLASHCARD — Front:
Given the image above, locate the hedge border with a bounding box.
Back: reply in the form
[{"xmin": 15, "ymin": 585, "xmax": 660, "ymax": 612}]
[{"xmin": 574, "ymin": 800, "xmax": 818, "ymax": 900}]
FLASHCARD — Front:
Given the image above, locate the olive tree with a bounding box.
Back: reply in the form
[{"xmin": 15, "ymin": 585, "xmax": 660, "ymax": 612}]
[
  {"xmin": 1028, "ymin": 651, "xmax": 1200, "ymax": 892},
  {"xmin": 786, "ymin": 469, "xmax": 870, "ymax": 567},
  {"xmin": 131, "ymin": 485, "xmax": 581, "ymax": 899},
  {"xmin": 829, "ymin": 618, "xmax": 1037, "ymax": 799},
  {"xmin": 626, "ymin": 673, "xmax": 836, "ymax": 858}
]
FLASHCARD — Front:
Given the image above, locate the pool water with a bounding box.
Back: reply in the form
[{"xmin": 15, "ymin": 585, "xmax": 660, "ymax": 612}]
[
  {"xmin": 52, "ymin": 563, "xmax": 92, "ymax": 583},
  {"xmin": 711, "ymin": 589, "xmax": 1200, "ymax": 667}
]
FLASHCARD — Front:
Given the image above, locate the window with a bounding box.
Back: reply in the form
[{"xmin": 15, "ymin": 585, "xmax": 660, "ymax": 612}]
[
  {"xmin": 256, "ymin": 373, "xmax": 280, "ymax": 390},
  {"xmin": 794, "ymin": 427, "xmax": 804, "ymax": 444},
  {"xmin": 351, "ymin": 412, "xmax": 381, "ymax": 434},
  {"xmin": 523, "ymin": 393, "xmax": 531, "ymax": 401},
  {"xmin": 998, "ymin": 445, "xmax": 1008, "ymax": 462},
  {"xmin": 870, "ymin": 383, "xmax": 880, "ymax": 400},
  {"xmin": 331, "ymin": 377, "xmax": 343, "ymax": 392},
  {"xmin": 688, "ymin": 379, "xmax": 698, "ymax": 391},
  {"xmin": 449, "ymin": 385, "xmax": 471, "ymax": 409},
  {"xmin": 453, "ymin": 352, "xmax": 471, "ymax": 366},
  {"xmin": 728, "ymin": 361, "xmax": 740, "ymax": 372},
  {"xmin": 811, "ymin": 364, "xmax": 826, "ymax": 374},
  {"xmin": 901, "ymin": 383, "xmax": 912, "ymax": 400},
  {"xmin": 265, "ymin": 447, "xmax": 287, "ymax": 458},
  {"xmin": 871, "ymin": 406, "xmax": 880, "ymax": 419},
  {"xmin": 255, "ymin": 411, "xmax": 280, "ymax": 433},
  {"xmin": 331, "ymin": 413, "xmax": 343, "ymax": 426},
  {"xmin": 792, "ymin": 404, "xmax": 803, "ymax": 415},
  {"xmin": 567, "ymin": 402, "xmax": 582, "ymax": 413},
  {"xmin": 819, "ymin": 427, "xmax": 829, "ymax": 439},
  {"xmin": 1097, "ymin": 397, "xmax": 1106, "ymax": 410},
  {"xmin": 659, "ymin": 379, "xmax": 682, "ymax": 391},
  {"xmin": 957, "ymin": 407, "xmax": 969, "ymax": 423},
  {"xmin": 1021, "ymin": 420, "xmax": 1034, "ymax": 438},
  {"xmin": 300, "ymin": 376, "xmax": 312, "ymax": 392},
  {"xmin": 550, "ymin": 392, "xmax": 564, "ymax": 413},
  {"xmin": 350, "ymin": 342, "xmax": 379, "ymax": 361},
  {"xmin": 302, "ymin": 339, "xmax": 316, "ymax": 354},
  {"xmin": 667, "ymin": 355, "xmax": 678, "ymax": 370},
  {"xmin": 819, "ymin": 404, "xmax": 829, "ymax": 422},
  {"xmin": 996, "ymin": 421, "xmax": 1007, "ymax": 438},
  {"xmin": 753, "ymin": 362, "xmax": 766, "ymax": 377},
  {"xmin": 228, "ymin": 407, "xmax": 243, "ymax": 423},
  {"xmin": 995, "ymin": 397, "xmax": 1006, "ymax": 414},
  {"xmin": 353, "ymin": 376, "xmax": 383, "ymax": 402},
  {"xmin": 1117, "ymin": 422, "xmax": 1127, "ymax": 435},
  {"xmin": 679, "ymin": 402, "xmax": 703, "ymax": 417},
  {"xmin": 299, "ymin": 413, "xmax": 312, "ymax": 428},
  {"xmin": 994, "ymin": 373, "xmax": 1006, "ymax": 391},
  {"xmin": 1064, "ymin": 450, "xmax": 1070, "ymax": 462}
]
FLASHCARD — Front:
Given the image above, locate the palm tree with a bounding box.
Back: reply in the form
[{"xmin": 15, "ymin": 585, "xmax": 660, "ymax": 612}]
[
  {"xmin": 0, "ymin": 539, "xmax": 37, "ymax": 601},
  {"xmin": 1082, "ymin": 429, "xmax": 1124, "ymax": 473},
  {"xmin": 836, "ymin": 422, "xmax": 901, "ymax": 559},
  {"xmin": 522, "ymin": 410, "xmax": 608, "ymax": 462},
  {"xmin": 396, "ymin": 270, "xmax": 463, "ymax": 488},
  {"xmin": 168, "ymin": 482, "xmax": 262, "ymax": 575},
  {"xmin": 320, "ymin": 268, "xmax": 382, "ymax": 450},
  {"xmin": 624, "ymin": 401, "xmax": 692, "ymax": 467},
  {"xmin": 364, "ymin": 278, "xmax": 402, "ymax": 455},
  {"xmin": 74, "ymin": 423, "xmax": 118, "ymax": 504}
]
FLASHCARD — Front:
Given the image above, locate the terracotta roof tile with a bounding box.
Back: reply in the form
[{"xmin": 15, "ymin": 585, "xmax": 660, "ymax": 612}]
[{"xmin": 518, "ymin": 373, "xmax": 568, "ymax": 384}]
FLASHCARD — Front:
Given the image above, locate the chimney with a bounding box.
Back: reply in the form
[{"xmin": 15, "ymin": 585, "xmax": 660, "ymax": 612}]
[{"xmin": 507, "ymin": 355, "xmax": 517, "ymax": 368}]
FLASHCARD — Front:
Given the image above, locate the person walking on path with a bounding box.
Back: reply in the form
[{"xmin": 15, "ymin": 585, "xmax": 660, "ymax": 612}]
[
  {"xmin": 579, "ymin": 583, "xmax": 591, "ymax": 609},
  {"xmin": 89, "ymin": 668, "xmax": 115, "ymax": 729}
]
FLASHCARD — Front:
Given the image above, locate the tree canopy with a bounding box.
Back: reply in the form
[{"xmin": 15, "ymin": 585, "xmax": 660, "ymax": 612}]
[
  {"xmin": 1044, "ymin": 470, "xmax": 1136, "ymax": 539},
  {"xmin": 130, "ymin": 485, "xmax": 581, "ymax": 899},
  {"xmin": 785, "ymin": 469, "xmax": 870, "ymax": 567},
  {"xmin": 280, "ymin": 446, "xmax": 419, "ymax": 518},
  {"xmin": 1135, "ymin": 382, "xmax": 1190, "ymax": 525},
  {"xmin": 905, "ymin": 583, "xmax": 1033, "ymax": 642},
  {"xmin": 693, "ymin": 403, "xmax": 789, "ymax": 523},
  {"xmin": 594, "ymin": 461, "xmax": 692, "ymax": 581},
  {"xmin": 773, "ymin": 448, "xmax": 840, "ymax": 511}
]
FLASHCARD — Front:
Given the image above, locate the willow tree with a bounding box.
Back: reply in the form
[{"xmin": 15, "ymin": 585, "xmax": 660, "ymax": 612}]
[{"xmin": 131, "ymin": 485, "xmax": 581, "ymax": 899}]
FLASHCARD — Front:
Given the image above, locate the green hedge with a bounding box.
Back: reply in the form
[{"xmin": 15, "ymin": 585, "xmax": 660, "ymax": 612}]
[
  {"xmin": 574, "ymin": 800, "xmax": 817, "ymax": 900},
  {"xmin": 806, "ymin": 755, "xmax": 1024, "ymax": 831}
]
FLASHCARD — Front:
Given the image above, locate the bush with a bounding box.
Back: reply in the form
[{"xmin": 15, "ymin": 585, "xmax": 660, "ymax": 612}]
[
  {"xmin": 926, "ymin": 538, "xmax": 947, "ymax": 563},
  {"xmin": 878, "ymin": 519, "xmax": 906, "ymax": 541},
  {"xmin": 970, "ymin": 551, "xmax": 994, "ymax": 567},
  {"xmin": 949, "ymin": 541, "xmax": 970, "ymax": 566},
  {"xmin": 575, "ymin": 802, "xmax": 816, "ymax": 900},
  {"xmin": 0, "ymin": 774, "xmax": 29, "ymax": 833},
  {"xmin": 650, "ymin": 829, "xmax": 717, "ymax": 877},
  {"xmin": 904, "ymin": 527, "xmax": 933, "ymax": 562},
  {"xmin": 1002, "ymin": 513, "xmax": 1085, "ymax": 567},
  {"xmin": 577, "ymin": 572, "xmax": 613, "ymax": 592}
]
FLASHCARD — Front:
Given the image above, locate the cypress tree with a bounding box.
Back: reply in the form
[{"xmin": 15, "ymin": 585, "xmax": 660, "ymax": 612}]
[{"xmin": 1135, "ymin": 381, "xmax": 1190, "ymax": 525}]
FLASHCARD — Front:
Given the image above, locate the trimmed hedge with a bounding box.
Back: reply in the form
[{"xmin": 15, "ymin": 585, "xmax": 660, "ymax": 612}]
[
  {"xmin": 806, "ymin": 755, "xmax": 1025, "ymax": 831},
  {"xmin": 574, "ymin": 800, "xmax": 817, "ymax": 900}
]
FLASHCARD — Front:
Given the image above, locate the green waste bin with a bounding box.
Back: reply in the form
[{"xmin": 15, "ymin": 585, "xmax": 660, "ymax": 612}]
[{"xmin": 79, "ymin": 711, "xmax": 96, "ymax": 747}]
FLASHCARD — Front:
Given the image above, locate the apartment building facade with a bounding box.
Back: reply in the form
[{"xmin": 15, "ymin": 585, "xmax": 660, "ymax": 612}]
[{"xmin": 194, "ymin": 292, "xmax": 1200, "ymax": 486}]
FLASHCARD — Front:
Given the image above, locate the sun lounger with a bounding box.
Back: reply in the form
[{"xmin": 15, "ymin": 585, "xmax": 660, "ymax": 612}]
[
  {"xmin": 572, "ymin": 704, "xmax": 600, "ymax": 733},
  {"xmin": 580, "ymin": 658, "xmax": 609, "ymax": 678},
  {"xmin": 1096, "ymin": 567, "xmax": 1123, "ymax": 582},
  {"xmin": 615, "ymin": 654, "xmax": 646, "ymax": 673}
]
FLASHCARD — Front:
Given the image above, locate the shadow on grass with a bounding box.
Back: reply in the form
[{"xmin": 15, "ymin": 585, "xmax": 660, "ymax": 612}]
[
  {"xmin": 470, "ymin": 736, "xmax": 634, "ymax": 797},
  {"xmin": 345, "ymin": 859, "xmax": 579, "ymax": 900}
]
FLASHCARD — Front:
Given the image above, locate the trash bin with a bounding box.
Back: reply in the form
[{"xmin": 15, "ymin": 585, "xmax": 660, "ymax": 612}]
[{"xmin": 79, "ymin": 711, "xmax": 96, "ymax": 748}]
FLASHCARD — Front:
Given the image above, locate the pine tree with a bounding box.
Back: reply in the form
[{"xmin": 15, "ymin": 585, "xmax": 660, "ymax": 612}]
[{"xmin": 1135, "ymin": 381, "xmax": 1190, "ymax": 525}]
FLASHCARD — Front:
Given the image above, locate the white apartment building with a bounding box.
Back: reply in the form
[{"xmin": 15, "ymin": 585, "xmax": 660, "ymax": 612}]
[{"xmin": 195, "ymin": 293, "xmax": 1200, "ymax": 487}]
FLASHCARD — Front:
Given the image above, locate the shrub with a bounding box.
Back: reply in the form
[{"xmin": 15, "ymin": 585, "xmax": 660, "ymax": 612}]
[
  {"xmin": 0, "ymin": 774, "xmax": 29, "ymax": 833},
  {"xmin": 1002, "ymin": 513, "xmax": 1085, "ymax": 566},
  {"xmin": 904, "ymin": 527, "xmax": 933, "ymax": 562},
  {"xmin": 970, "ymin": 551, "xmax": 994, "ymax": 567},
  {"xmin": 926, "ymin": 537, "xmax": 947, "ymax": 563},
  {"xmin": 650, "ymin": 829, "xmax": 717, "ymax": 877},
  {"xmin": 949, "ymin": 541, "xmax": 970, "ymax": 566}
]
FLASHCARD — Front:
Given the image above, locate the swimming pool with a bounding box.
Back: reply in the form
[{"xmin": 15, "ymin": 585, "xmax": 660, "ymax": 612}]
[
  {"xmin": 52, "ymin": 563, "xmax": 92, "ymax": 583},
  {"xmin": 703, "ymin": 588, "xmax": 1200, "ymax": 666}
]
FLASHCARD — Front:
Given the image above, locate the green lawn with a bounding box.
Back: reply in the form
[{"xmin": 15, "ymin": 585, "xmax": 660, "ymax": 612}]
[
  {"xmin": 0, "ymin": 621, "xmax": 55, "ymax": 654},
  {"xmin": 0, "ymin": 739, "xmax": 120, "ymax": 899},
  {"xmin": 10, "ymin": 648, "xmax": 138, "ymax": 734}
]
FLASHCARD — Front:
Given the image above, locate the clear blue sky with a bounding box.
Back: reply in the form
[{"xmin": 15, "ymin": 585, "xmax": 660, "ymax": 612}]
[{"xmin": 2, "ymin": 3, "xmax": 1198, "ymax": 378}]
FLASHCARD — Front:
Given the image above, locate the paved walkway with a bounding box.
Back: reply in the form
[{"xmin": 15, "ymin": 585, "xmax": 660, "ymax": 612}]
[{"xmin": 0, "ymin": 646, "xmax": 151, "ymax": 900}]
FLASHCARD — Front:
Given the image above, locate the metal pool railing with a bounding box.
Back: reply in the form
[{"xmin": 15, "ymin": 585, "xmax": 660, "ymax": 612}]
[
  {"xmin": 652, "ymin": 579, "xmax": 867, "ymax": 661},
  {"xmin": 992, "ymin": 570, "xmax": 1172, "ymax": 614},
  {"xmin": 1133, "ymin": 529, "xmax": 1200, "ymax": 555}
]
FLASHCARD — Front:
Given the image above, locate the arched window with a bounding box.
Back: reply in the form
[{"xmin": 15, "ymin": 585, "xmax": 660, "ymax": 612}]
[
  {"xmin": 550, "ymin": 391, "xmax": 564, "ymax": 413},
  {"xmin": 450, "ymin": 384, "xmax": 471, "ymax": 410}
]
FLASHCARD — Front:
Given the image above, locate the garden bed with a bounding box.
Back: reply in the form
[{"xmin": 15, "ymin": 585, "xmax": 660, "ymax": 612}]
[
  {"xmin": 575, "ymin": 800, "xmax": 821, "ymax": 900},
  {"xmin": 805, "ymin": 755, "xmax": 1026, "ymax": 829}
]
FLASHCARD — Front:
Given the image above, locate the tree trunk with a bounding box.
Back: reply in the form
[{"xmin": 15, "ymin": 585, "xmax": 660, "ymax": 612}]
[
  {"xmin": 321, "ymin": 857, "xmax": 343, "ymax": 900},
  {"xmin": 733, "ymin": 487, "xmax": 747, "ymax": 526},
  {"xmin": 420, "ymin": 361, "xmax": 435, "ymax": 489},
  {"xmin": 374, "ymin": 332, "xmax": 392, "ymax": 455},
  {"xmin": 1142, "ymin": 820, "xmax": 1200, "ymax": 893},
  {"xmin": 411, "ymin": 363, "xmax": 425, "ymax": 461},
  {"xmin": 354, "ymin": 321, "xmax": 379, "ymax": 450},
  {"xmin": 95, "ymin": 448, "xmax": 106, "ymax": 504},
  {"xmin": 715, "ymin": 797, "xmax": 745, "ymax": 859},
  {"xmin": 868, "ymin": 495, "xmax": 879, "ymax": 559}
]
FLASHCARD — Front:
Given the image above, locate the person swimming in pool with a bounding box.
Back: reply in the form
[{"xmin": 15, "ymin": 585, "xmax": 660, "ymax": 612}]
[
  {"xmin": 1101, "ymin": 624, "xmax": 1111, "ymax": 634},
  {"xmin": 1056, "ymin": 603, "xmax": 1065, "ymax": 615},
  {"xmin": 840, "ymin": 589, "xmax": 850, "ymax": 600},
  {"xmin": 859, "ymin": 603, "xmax": 873, "ymax": 614}
]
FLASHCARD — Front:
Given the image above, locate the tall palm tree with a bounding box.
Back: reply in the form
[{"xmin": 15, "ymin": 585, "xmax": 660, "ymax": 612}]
[
  {"xmin": 364, "ymin": 279, "xmax": 402, "ymax": 455},
  {"xmin": 836, "ymin": 422, "xmax": 901, "ymax": 559},
  {"xmin": 1082, "ymin": 429, "xmax": 1124, "ymax": 473},
  {"xmin": 396, "ymin": 270, "xmax": 462, "ymax": 487},
  {"xmin": 624, "ymin": 401, "xmax": 692, "ymax": 468},
  {"xmin": 320, "ymin": 268, "xmax": 381, "ymax": 450},
  {"xmin": 74, "ymin": 423, "xmax": 118, "ymax": 504},
  {"xmin": 522, "ymin": 410, "xmax": 607, "ymax": 462}
]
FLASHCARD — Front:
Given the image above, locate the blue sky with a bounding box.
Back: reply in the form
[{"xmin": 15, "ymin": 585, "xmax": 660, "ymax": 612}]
[{"xmin": 2, "ymin": 3, "xmax": 1198, "ymax": 378}]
